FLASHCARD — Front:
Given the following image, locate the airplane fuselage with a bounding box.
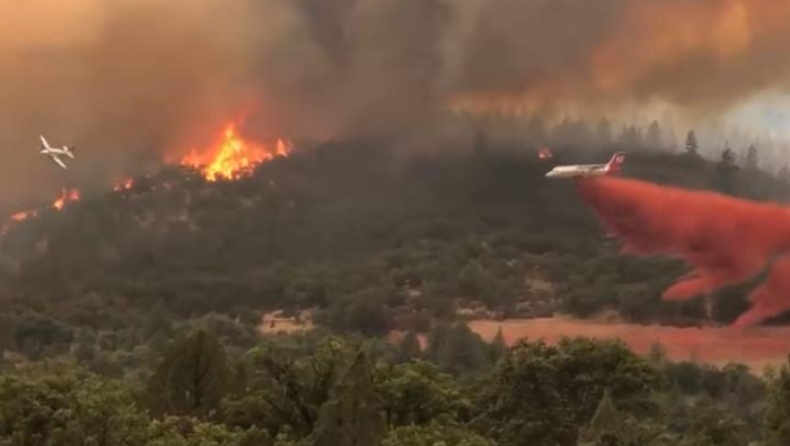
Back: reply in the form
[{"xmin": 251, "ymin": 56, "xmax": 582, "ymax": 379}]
[
  {"xmin": 40, "ymin": 148, "xmax": 74, "ymax": 158},
  {"xmin": 545, "ymin": 152, "xmax": 627, "ymax": 179},
  {"xmin": 544, "ymin": 164, "xmax": 607, "ymax": 178}
]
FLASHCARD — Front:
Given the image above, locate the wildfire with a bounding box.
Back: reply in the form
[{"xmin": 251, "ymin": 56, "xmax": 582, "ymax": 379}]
[
  {"xmin": 1, "ymin": 188, "xmax": 81, "ymax": 235},
  {"xmin": 180, "ymin": 122, "xmax": 292, "ymax": 182},
  {"xmin": 114, "ymin": 178, "xmax": 134, "ymax": 192},
  {"xmin": 52, "ymin": 189, "xmax": 80, "ymax": 211},
  {"xmin": 10, "ymin": 210, "xmax": 37, "ymax": 222}
]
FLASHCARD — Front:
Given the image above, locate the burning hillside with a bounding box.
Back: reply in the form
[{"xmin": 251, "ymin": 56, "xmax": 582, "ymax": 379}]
[
  {"xmin": 1, "ymin": 188, "xmax": 81, "ymax": 234},
  {"xmin": 53, "ymin": 189, "xmax": 80, "ymax": 211},
  {"xmin": 179, "ymin": 122, "xmax": 292, "ymax": 182},
  {"xmin": 0, "ymin": 119, "xmax": 291, "ymax": 236}
]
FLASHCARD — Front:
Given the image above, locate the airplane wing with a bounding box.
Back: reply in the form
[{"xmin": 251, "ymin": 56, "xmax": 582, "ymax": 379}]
[
  {"xmin": 49, "ymin": 155, "xmax": 67, "ymax": 170},
  {"xmin": 39, "ymin": 135, "xmax": 50, "ymax": 149}
]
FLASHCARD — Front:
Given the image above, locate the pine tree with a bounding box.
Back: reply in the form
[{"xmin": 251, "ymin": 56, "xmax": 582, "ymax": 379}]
[
  {"xmin": 717, "ymin": 147, "xmax": 738, "ymax": 195},
  {"xmin": 580, "ymin": 389, "xmax": 620, "ymax": 443},
  {"xmin": 489, "ymin": 327, "xmax": 507, "ymax": 363},
  {"xmin": 425, "ymin": 323, "xmax": 450, "ymax": 364},
  {"xmin": 721, "ymin": 146, "xmax": 736, "ymax": 165},
  {"xmin": 396, "ymin": 331, "xmax": 422, "ymax": 363},
  {"xmin": 685, "ymin": 130, "xmax": 699, "ymax": 156},
  {"xmin": 436, "ymin": 323, "xmax": 488, "ymax": 375},
  {"xmin": 310, "ymin": 350, "xmax": 387, "ymax": 446}
]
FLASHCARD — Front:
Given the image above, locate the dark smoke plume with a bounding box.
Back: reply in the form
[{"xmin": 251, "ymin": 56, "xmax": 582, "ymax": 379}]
[
  {"xmin": 4, "ymin": 0, "xmax": 790, "ymax": 204},
  {"xmin": 576, "ymin": 176, "xmax": 790, "ymax": 327}
]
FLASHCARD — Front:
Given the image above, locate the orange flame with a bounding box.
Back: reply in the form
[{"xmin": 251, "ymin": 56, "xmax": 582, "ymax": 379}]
[
  {"xmin": 180, "ymin": 122, "xmax": 292, "ymax": 182},
  {"xmin": 10, "ymin": 210, "xmax": 37, "ymax": 222},
  {"xmin": 114, "ymin": 178, "xmax": 134, "ymax": 192},
  {"xmin": 52, "ymin": 189, "xmax": 80, "ymax": 211},
  {"xmin": 1, "ymin": 188, "xmax": 80, "ymax": 235}
]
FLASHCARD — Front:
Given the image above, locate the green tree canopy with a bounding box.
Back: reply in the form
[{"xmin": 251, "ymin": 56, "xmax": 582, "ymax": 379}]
[
  {"xmin": 474, "ymin": 337, "xmax": 663, "ymax": 446},
  {"xmin": 147, "ymin": 329, "xmax": 230, "ymax": 419}
]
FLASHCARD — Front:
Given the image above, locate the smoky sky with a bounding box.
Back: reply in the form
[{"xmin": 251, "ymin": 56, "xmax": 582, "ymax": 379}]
[{"xmin": 3, "ymin": 0, "xmax": 790, "ymax": 205}]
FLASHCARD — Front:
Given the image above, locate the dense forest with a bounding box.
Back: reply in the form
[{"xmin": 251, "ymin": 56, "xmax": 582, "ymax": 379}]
[
  {"xmin": 3, "ymin": 328, "xmax": 790, "ymax": 446},
  {"xmin": 2, "ymin": 131, "xmax": 790, "ymax": 443},
  {"xmin": 1, "ymin": 133, "xmax": 790, "ymax": 364}
]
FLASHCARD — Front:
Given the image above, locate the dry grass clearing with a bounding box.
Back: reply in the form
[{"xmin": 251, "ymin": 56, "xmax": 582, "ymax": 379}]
[{"xmin": 468, "ymin": 317, "xmax": 790, "ymax": 373}]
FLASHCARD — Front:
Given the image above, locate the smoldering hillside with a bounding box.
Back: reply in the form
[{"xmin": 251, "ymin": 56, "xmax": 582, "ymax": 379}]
[{"xmin": 3, "ymin": 0, "xmax": 790, "ymax": 205}]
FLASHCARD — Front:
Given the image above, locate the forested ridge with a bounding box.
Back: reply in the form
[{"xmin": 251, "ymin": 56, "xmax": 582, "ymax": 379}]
[
  {"xmin": 1, "ymin": 136, "xmax": 790, "ymax": 444},
  {"xmin": 1, "ymin": 137, "xmax": 790, "ymax": 362}
]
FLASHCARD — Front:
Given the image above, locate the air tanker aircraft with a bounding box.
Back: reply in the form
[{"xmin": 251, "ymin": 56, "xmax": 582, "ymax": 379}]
[
  {"xmin": 545, "ymin": 152, "xmax": 626, "ymax": 179},
  {"xmin": 39, "ymin": 135, "xmax": 76, "ymax": 170}
]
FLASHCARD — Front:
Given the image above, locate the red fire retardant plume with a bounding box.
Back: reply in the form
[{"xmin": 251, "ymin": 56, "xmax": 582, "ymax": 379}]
[{"xmin": 575, "ymin": 176, "xmax": 790, "ymax": 327}]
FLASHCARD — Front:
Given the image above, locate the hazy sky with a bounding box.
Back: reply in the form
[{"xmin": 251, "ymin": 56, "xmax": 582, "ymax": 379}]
[
  {"xmin": 724, "ymin": 92, "xmax": 790, "ymax": 140},
  {"xmin": 3, "ymin": 0, "xmax": 790, "ymax": 207}
]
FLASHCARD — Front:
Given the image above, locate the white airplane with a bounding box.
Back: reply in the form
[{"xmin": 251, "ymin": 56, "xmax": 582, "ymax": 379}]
[
  {"xmin": 39, "ymin": 135, "xmax": 76, "ymax": 170},
  {"xmin": 545, "ymin": 152, "xmax": 627, "ymax": 179}
]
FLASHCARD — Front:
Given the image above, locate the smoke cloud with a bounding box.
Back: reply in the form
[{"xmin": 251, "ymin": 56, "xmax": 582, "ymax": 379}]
[
  {"xmin": 4, "ymin": 0, "xmax": 790, "ymax": 204},
  {"xmin": 576, "ymin": 176, "xmax": 790, "ymax": 327}
]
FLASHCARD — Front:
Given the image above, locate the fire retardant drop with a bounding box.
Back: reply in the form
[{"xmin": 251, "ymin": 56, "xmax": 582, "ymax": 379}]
[{"xmin": 575, "ymin": 176, "xmax": 790, "ymax": 327}]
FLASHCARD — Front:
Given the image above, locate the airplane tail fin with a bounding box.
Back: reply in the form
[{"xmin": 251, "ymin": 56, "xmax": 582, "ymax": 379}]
[
  {"xmin": 605, "ymin": 152, "xmax": 627, "ymax": 174},
  {"xmin": 66, "ymin": 146, "xmax": 76, "ymax": 158}
]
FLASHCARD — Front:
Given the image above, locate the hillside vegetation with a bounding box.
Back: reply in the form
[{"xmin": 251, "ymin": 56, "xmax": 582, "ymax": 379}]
[
  {"xmin": 3, "ymin": 140, "xmax": 790, "ymax": 445},
  {"xmin": 0, "ymin": 140, "xmax": 788, "ymax": 362}
]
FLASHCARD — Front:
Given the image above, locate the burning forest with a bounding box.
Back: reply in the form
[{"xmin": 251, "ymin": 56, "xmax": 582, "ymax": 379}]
[
  {"xmin": 0, "ymin": 188, "xmax": 81, "ymax": 235},
  {"xmin": 2, "ymin": 117, "xmax": 293, "ymax": 233},
  {"xmin": 179, "ymin": 121, "xmax": 293, "ymax": 182},
  {"xmin": 7, "ymin": 0, "xmax": 790, "ymax": 204},
  {"xmin": 9, "ymin": 0, "xmax": 790, "ymax": 444}
]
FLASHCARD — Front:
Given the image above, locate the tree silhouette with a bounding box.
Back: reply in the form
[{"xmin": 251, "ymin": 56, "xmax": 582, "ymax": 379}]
[
  {"xmin": 717, "ymin": 147, "xmax": 739, "ymax": 195},
  {"xmin": 685, "ymin": 130, "xmax": 699, "ymax": 157},
  {"xmin": 489, "ymin": 327, "xmax": 507, "ymax": 363},
  {"xmin": 580, "ymin": 389, "xmax": 620, "ymax": 443}
]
